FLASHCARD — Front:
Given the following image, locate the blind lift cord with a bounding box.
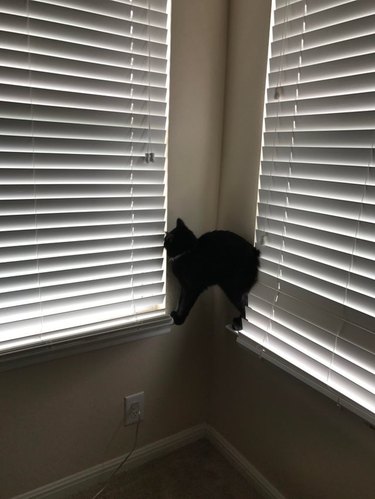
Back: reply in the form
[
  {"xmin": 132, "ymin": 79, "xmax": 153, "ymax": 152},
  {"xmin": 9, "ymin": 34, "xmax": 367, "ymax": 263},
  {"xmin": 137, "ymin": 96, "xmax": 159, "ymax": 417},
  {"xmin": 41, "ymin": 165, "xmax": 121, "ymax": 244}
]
[{"xmin": 91, "ymin": 410, "xmax": 142, "ymax": 499}]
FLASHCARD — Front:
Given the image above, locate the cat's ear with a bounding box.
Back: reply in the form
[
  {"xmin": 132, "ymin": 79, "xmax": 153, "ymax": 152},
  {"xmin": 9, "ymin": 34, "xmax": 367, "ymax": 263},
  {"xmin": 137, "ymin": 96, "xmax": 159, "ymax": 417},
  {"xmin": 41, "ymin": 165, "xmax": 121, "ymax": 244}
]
[{"xmin": 176, "ymin": 218, "xmax": 185, "ymax": 228}]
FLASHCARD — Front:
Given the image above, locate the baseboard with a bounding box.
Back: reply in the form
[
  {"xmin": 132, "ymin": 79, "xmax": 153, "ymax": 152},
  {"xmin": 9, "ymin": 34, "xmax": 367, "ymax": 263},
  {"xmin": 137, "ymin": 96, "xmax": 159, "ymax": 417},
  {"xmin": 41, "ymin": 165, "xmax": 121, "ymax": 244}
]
[
  {"xmin": 206, "ymin": 425, "xmax": 286, "ymax": 499},
  {"xmin": 12, "ymin": 423, "xmax": 284, "ymax": 499},
  {"xmin": 12, "ymin": 424, "xmax": 206, "ymax": 499}
]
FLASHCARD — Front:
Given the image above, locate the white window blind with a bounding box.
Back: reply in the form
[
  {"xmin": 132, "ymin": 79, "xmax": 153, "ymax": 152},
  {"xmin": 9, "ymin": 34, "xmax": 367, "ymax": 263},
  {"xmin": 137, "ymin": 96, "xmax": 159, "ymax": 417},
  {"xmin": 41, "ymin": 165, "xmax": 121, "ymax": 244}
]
[
  {"xmin": 240, "ymin": 0, "xmax": 375, "ymax": 422},
  {"xmin": 0, "ymin": 0, "xmax": 170, "ymax": 355}
]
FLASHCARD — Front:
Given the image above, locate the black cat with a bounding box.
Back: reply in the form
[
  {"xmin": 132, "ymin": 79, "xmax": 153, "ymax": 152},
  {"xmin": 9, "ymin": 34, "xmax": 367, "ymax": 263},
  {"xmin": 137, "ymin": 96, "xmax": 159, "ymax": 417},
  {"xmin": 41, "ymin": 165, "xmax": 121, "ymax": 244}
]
[{"xmin": 164, "ymin": 218, "xmax": 260, "ymax": 330}]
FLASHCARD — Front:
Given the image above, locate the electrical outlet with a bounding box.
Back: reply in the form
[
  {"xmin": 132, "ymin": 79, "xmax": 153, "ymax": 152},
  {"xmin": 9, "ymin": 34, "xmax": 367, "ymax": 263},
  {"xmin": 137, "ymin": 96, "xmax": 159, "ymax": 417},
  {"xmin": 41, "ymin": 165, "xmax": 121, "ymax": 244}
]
[{"xmin": 124, "ymin": 391, "xmax": 144, "ymax": 426}]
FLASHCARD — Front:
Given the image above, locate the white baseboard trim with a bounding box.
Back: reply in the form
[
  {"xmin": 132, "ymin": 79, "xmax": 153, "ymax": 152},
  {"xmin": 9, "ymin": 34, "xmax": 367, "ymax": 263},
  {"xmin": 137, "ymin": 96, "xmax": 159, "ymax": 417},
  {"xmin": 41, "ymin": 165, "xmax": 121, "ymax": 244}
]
[
  {"xmin": 12, "ymin": 423, "xmax": 284, "ymax": 499},
  {"xmin": 12, "ymin": 424, "xmax": 206, "ymax": 499},
  {"xmin": 206, "ymin": 425, "xmax": 286, "ymax": 499}
]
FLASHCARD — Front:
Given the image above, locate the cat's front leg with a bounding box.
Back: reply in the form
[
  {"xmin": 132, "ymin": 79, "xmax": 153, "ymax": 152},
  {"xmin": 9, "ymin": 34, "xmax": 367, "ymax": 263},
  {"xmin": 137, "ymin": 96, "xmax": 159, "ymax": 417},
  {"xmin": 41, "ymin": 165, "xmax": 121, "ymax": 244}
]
[
  {"xmin": 171, "ymin": 286, "xmax": 200, "ymax": 325},
  {"xmin": 170, "ymin": 310, "xmax": 185, "ymax": 325}
]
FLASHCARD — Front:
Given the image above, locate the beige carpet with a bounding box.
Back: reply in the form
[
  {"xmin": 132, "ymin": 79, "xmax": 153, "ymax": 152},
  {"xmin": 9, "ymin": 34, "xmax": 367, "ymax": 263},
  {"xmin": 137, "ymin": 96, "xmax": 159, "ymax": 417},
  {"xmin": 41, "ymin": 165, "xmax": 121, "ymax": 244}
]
[{"xmin": 73, "ymin": 438, "xmax": 264, "ymax": 499}]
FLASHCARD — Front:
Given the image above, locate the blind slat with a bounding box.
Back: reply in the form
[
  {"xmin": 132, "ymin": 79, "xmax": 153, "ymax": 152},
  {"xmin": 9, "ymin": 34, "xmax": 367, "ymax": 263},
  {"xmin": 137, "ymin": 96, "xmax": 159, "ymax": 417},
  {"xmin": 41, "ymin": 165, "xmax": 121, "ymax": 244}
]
[
  {"xmin": 0, "ymin": 295, "xmax": 165, "ymax": 349},
  {"xmin": 1, "ymin": 257, "xmax": 164, "ymax": 292},
  {"xmin": 0, "ymin": 234, "xmax": 164, "ymax": 261},
  {"xmin": 273, "ymin": 0, "xmax": 375, "ymax": 42},
  {"xmin": 0, "ymin": 269, "xmax": 164, "ymax": 307},
  {"xmin": 266, "ymin": 91, "xmax": 375, "ymax": 117},
  {"xmin": 0, "ymin": 14, "xmax": 166, "ymax": 55},
  {"xmin": 0, "ymin": 120, "xmax": 167, "ymax": 143},
  {"xmin": 272, "ymin": 13, "xmax": 375, "ymax": 57},
  {"xmin": 245, "ymin": 302, "xmax": 375, "ymax": 388},
  {"xmin": 0, "ymin": 169, "xmax": 165, "ymax": 184},
  {"xmin": 0, "ymin": 1, "xmax": 168, "ymax": 42},
  {"xmin": 0, "ymin": 102, "xmax": 167, "ymax": 128},
  {"xmin": 0, "ymin": 84, "xmax": 167, "ymax": 116}
]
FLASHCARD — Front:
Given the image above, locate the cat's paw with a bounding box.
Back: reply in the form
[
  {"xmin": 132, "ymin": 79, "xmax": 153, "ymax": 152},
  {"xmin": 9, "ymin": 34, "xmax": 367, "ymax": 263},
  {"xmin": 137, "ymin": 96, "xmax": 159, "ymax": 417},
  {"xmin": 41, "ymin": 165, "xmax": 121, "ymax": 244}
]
[
  {"xmin": 232, "ymin": 316, "xmax": 243, "ymax": 331},
  {"xmin": 171, "ymin": 311, "xmax": 185, "ymax": 325}
]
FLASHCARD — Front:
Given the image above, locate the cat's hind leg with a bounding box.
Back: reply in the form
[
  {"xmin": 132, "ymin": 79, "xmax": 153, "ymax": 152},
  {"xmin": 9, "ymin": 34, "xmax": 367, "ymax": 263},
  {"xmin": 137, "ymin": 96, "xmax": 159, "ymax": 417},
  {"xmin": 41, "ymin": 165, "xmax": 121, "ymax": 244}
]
[{"xmin": 221, "ymin": 286, "xmax": 248, "ymax": 331}]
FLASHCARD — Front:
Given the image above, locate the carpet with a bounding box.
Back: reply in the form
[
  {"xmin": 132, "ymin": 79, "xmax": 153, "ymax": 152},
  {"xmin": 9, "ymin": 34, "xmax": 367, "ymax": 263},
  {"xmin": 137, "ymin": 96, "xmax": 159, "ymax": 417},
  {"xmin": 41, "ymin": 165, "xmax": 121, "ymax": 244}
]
[{"xmin": 72, "ymin": 438, "xmax": 264, "ymax": 499}]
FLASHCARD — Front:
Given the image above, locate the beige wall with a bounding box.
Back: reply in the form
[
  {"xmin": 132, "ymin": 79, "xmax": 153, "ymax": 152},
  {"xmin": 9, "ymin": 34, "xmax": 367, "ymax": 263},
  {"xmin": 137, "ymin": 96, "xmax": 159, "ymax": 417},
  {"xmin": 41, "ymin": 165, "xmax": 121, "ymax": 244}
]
[
  {"xmin": 168, "ymin": 0, "xmax": 228, "ymax": 235},
  {"xmin": 209, "ymin": 2, "xmax": 375, "ymax": 499},
  {"xmin": 0, "ymin": 1, "xmax": 228, "ymax": 497},
  {"xmin": 2, "ymin": 1, "xmax": 375, "ymax": 499},
  {"xmin": 217, "ymin": 0, "xmax": 268, "ymax": 240}
]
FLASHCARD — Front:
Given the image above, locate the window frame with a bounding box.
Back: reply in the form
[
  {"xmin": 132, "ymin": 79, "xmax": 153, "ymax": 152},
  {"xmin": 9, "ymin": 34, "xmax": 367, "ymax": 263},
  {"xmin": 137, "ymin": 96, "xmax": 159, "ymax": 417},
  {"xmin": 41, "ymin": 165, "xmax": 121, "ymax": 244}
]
[
  {"xmin": 0, "ymin": 0, "xmax": 172, "ymax": 368},
  {"xmin": 239, "ymin": 0, "xmax": 375, "ymax": 426}
]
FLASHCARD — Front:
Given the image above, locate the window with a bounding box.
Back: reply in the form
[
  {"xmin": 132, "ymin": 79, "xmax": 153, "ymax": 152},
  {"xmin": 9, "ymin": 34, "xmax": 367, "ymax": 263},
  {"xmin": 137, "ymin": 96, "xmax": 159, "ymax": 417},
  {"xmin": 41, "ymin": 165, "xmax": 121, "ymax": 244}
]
[
  {"xmin": 0, "ymin": 0, "xmax": 170, "ymax": 359},
  {"xmin": 241, "ymin": 0, "xmax": 375, "ymax": 423}
]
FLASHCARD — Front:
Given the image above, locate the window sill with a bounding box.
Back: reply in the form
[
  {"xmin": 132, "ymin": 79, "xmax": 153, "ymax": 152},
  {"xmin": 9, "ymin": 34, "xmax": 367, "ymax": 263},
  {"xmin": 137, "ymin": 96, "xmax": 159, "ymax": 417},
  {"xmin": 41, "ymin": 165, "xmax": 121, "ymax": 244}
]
[
  {"xmin": 225, "ymin": 324, "xmax": 239, "ymax": 336},
  {"xmin": 0, "ymin": 315, "xmax": 173, "ymax": 373}
]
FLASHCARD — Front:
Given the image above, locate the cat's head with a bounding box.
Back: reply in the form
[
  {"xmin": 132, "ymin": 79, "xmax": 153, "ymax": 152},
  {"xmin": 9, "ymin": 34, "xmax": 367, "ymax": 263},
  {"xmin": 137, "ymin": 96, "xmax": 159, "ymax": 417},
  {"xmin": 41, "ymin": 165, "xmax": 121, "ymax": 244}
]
[{"xmin": 164, "ymin": 218, "xmax": 197, "ymax": 257}]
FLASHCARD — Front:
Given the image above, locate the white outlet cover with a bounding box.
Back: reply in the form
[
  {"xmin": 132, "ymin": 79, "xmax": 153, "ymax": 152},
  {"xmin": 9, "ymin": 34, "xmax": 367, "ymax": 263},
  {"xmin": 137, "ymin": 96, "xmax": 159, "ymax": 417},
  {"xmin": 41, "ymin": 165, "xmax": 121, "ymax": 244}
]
[{"xmin": 124, "ymin": 391, "xmax": 144, "ymax": 425}]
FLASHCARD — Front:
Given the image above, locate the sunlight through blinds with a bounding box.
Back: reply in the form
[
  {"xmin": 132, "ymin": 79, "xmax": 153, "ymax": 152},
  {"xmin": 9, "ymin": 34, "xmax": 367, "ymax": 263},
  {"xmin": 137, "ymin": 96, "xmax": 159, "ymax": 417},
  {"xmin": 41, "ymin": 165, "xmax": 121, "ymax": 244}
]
[
  {"xmin": 240, "ymin": 0, "xmax": 375, "ymax": 421},
  {"xmin": 0, "ymin": 0, "xmax": 170, "ymax": 353}
]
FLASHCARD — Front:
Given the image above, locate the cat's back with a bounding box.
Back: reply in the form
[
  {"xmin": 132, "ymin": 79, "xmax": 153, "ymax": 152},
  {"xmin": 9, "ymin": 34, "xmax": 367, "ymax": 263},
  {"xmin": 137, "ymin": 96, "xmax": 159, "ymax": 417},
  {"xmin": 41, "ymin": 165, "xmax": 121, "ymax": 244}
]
[
  {"xmin": 197, "ymin": 230, "xmax": 254, "ymax": 256},
  {"xmin": 195, "ymin": 230, "xmax": 258, "ymax": 287},
  {"xmin": 172, "ymin": 228, "xmax": 259, "ymax": 290},
  {"xmin": 196, "ymin": 230, "xmax": 257, "ymax": 272},
  {"xmin": 167, "ymin": 219, "xmax": 260, "ymax": 294}
]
